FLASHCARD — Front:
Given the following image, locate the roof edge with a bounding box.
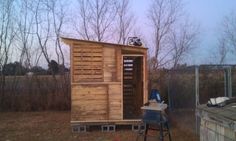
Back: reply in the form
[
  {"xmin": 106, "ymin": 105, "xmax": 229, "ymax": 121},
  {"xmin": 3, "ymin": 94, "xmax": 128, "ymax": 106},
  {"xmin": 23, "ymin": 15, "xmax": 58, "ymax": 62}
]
[{"xmin": 61, "ymin": 37, "xmax": 148, "ymax": 50}]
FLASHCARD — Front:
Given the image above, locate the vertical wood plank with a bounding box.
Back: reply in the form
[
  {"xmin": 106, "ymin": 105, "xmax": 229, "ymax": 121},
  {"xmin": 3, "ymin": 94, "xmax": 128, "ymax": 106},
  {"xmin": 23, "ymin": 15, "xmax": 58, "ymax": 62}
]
[
  {"xmin": 144, "ymin": 53, "xmax": 148, "ymax": 104},
  {"xmin": 108, "ymin": 84, "xmax": 122, "ymax": 120},
  {"xmin": 116, "ymin": 48, "xmax": 122, "ymax": 82},
  {"xmin": 71, "ymin": 43, "xmax": 74, "ymax": 83}
]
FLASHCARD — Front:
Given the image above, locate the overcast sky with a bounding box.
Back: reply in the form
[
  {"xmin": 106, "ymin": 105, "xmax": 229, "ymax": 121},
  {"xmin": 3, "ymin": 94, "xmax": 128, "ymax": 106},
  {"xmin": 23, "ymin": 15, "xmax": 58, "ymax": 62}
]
[{"xmin": 131, "ymin": 0, "xmax": 236, "ymax": 65}]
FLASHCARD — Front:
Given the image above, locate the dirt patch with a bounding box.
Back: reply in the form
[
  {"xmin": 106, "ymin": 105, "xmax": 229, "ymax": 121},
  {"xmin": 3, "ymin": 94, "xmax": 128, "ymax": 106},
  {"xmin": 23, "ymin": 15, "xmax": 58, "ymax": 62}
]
[{"xmin": 0, "ymin": 111, "xmax": 199, "ymax": 141}]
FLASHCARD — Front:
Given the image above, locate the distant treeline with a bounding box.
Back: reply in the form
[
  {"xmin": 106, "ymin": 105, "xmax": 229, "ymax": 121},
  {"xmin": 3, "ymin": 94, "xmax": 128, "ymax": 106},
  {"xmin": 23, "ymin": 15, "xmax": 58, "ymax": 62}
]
[
  {"xmin": 0, "ymin": 60, "xmax": 70, "ymax": 112},
  {"xmin": 1, "ymin": 65, "xmax": 236, "ymax": 111},
  {"xmin": 1, "ymin": 60, "xmax": 69, "ymax": 76}
]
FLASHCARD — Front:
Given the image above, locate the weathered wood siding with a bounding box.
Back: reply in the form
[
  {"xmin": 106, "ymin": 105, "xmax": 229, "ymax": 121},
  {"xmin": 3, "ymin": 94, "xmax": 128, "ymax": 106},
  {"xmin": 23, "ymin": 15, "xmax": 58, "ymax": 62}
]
[
  {"xmin": 103, "ymin": 47, "xmax": 117, "ymax": 82},
  {"xmin": 71, "ymin": 84, "xmax": 108, "ymax": 121},
  {"xmin": 197, "ymin": 104, "xmax": 236, "ymax": 141},
  {"xmin": 108, "ymin": 84, "xmax": 122, "ymax": 120},
  {"xmin": 61, "ymin": 38, "xmax": 148, "ymax": 123},
  {"xmin": 71, "ymin": 43, "xmax": 123, "ymax": 121},
  {"xmin": 200, "ymin": 118, "xmax": 236, "ymax": 141},
  {"xmin": 72, "ymin": 43, "xmax": 103, "ymax": 82}
]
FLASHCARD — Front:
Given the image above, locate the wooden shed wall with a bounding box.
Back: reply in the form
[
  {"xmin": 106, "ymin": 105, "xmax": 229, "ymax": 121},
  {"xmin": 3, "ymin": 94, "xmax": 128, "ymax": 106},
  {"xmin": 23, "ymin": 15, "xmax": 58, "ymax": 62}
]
[
  {"xmin": 72, "ymin": 43, "xmax": 104, "ymax": 82},
  {"xmin": 61, "ymin": 38, "xmax": 148, "ymax": 123},
  {"xmin": 71, "ymin": 84, "xmax": 122, "ymax": 121},
  {"xmin": 71, "ymin": 42, "xmax": 122, "ymax": 122}
]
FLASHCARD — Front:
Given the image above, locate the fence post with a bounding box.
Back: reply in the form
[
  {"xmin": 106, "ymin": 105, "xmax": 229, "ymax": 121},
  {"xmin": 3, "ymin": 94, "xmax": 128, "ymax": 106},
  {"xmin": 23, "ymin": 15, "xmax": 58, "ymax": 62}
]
[
  {"xmin": 195, "ymin": 66, "xmax": 199, "ymax": 106},
  {"xmin": 167, "ymin": 72, "xmax": 172, "ymax": 111},
  {"xmin": 227, "ymin": 67, "xmax": 232, "ymax": 98},
  {"xmin": 195, "ymin": 66, "xmax": 199, "ymax": 135}
]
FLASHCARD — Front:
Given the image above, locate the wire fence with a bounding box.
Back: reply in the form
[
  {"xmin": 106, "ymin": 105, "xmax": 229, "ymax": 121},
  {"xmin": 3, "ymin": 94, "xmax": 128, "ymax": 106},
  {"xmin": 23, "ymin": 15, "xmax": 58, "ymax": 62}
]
[{"xmin": 150, "ymin": 66, "xmax": 236, "ymax": 110}]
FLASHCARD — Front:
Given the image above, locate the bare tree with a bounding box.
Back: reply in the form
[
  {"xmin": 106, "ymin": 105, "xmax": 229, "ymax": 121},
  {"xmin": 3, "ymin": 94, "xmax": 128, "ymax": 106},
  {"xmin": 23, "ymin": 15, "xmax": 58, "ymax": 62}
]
[
  {"xmin": 16, "ymin": 0, "xmax": 35, "ymax": 69},
  {"xmin": 170, "ymin": 20, "xmax": 199, "ymax": 68},
  {"xmin": 0, "ymin": 0, "xmax": 16, "ymax": 107},
  {"xmin": 14, "ymin": 0, "xmax": 42, "ymax": 68},
  {"xmin": 148, "ymin": 0, "xmax": 182, "ymax": 69},
  {"xmin": 216, "ymin": 37, "xmax": 228, "ymax": 64},
  {"xmin": 76, "ymin": 0, "xmax": 117, "ymax": 41},
  {"xmin": 46, "ymin": 0, "xmax": 67, "ymax": 67},
  {"xmin": 74, "ymin": 0, "xmax": 91, "ymax": 40},
  {"xmin": 33, "ymin": 0, "xmax": 52, "ymax": 65},
  {"xmin": 115, "ymin": 0, "xmax": 134, "ymax": 44},
  {"xmin": 222, "ymin": 13, "xmax": 236, "ymax": 51},
  {"xmin": 214, "ymin": 12, "xmax": 236, "ymax": 64}
]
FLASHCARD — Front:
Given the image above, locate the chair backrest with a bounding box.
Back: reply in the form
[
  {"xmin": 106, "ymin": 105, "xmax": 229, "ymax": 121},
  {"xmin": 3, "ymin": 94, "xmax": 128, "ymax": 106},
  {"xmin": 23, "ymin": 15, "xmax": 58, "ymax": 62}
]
[
  {"xmin": 142, "ymin": 110, "xmax": 162, "ymax": 123},
  {"xmin": 149, "ymin": 89, "xmax": 161, "ymax": 102}
]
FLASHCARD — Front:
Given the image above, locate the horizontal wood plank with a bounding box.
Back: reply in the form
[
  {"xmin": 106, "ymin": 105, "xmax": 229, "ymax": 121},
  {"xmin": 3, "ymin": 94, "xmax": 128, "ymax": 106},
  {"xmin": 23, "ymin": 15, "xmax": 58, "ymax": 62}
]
[
  {"xmin": 73, "ymin": 43, "xmax": 102, "ymax": 48},
  {"xmin": 73, "ymin": 57, "xmax": 103, "ymax": 61},
  {"xmin": 72, "ymin": 85, "xmax": 107, "ymax": 94},
  {"xmin": 74, "ymin": 75, "xmax": 103, "ymax": 79},
  {"xmin": 72, "ymin": 95, "xmax": 107, "ymax": 101},
  {"xmin": 74, "ymin": 48, "xmax": 102, "ymax": 53},
  {"xmin": 73, "ymin": 61, "xmax": 103, "ymax": 66},
  {"xmin": 74, "ymin": 66, "xmax": 102, "ymax": 70},
  {"xmin": 73, "ymin": 70, "xmax": 103, "ymax": 75},
  {"xmin": 73, "ymin": 52, "xmax": 103, "ymax": 57}
]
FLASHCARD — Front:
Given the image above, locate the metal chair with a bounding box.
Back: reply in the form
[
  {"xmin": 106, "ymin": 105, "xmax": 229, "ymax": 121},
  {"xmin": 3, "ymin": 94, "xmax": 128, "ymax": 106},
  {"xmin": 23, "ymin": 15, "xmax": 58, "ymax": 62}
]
[
  {"xmin": 137, "ymin": 89, "xmax": 171, "ymax": 141},
  {"xmin": 137, "ymin": 107, "xmax": 171, "ymax": 141}
]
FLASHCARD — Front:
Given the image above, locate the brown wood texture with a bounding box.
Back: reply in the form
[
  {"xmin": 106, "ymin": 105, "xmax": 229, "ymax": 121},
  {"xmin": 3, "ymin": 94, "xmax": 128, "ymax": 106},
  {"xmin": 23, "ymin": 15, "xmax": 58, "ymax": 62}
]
[
  {"xmin": 197, "ymin": 103, "xmax": 236, "ymax": 141},
  {"xmin": 200, "ymin": 118, "xmax": 236, "ymax": 141},
  {"xmin": 116, "ymin": 48, "xmax": 122, "ymax": 82},
  {"xmin": 71, "ymin": 119, "xmax": 142, "ymax": 125},
  {"xmin": 143, "ymin": 54, "xmax": 148, "ymax": 103},
  {"xmin": 71, "ymin": 84, "xmax": 108, "ymax": 121},
  {"xmin": 72, "ymin": 44, "xmax": 103, "ymax": 82},
  {"xmin": 61, "ymin": 38, "xmax": 148, "ymax": 123},
  {"xmin": 108, "ymin": 84, "xmax": 122, "ymax": 120},
  {"xmin": 103, "ymin": 47, "xmax": 116, "ymax": 82}
]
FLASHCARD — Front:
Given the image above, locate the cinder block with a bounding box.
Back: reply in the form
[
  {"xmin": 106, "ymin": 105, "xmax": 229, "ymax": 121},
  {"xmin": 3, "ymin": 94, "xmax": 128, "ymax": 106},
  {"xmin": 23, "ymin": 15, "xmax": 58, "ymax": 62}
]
[
  {"xmin": 132, "ymin": 124, "xmax": 146, "ymax": 132},
  {"xmin": 101, "ymin": 125, "xmax": 116, "ymax": 132},
  {"xmin": 72, "ymin": 125, "xmax": 87, "ymax": 133}
]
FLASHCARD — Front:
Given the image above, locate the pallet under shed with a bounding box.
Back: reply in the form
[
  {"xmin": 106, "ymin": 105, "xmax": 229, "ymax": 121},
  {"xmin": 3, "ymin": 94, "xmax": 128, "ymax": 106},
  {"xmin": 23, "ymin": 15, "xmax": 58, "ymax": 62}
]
[
  {"xmin": 71, "ymin": 119, "xmax": 146, "ymax": 132},
  {"xmin": 61, "ymin": 37, "xmax": 148, "ymax": 129}
]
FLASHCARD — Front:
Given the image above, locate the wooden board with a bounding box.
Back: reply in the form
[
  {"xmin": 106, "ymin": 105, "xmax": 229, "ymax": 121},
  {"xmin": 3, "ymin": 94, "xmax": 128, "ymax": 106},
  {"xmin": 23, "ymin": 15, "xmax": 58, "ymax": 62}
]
[
  {"xmin": 71, "ymin": 84, "xmax": 108, "ymax": 121},
  {"xmin": 61, "ymin": 37, "xmax": 149, "ymax": 123},
  {"xmin": 116, "ymin": 48, "xmax": 122, "ymax": 82},
  {"xmin": 197, "ymin": 103, "xmax": 236, "ymax": 141},
  {"xmin": 103, "ymin": 47, "xmax": 116, "ymax": 82},
  {"xmin": 72, "ymin": 44, "xmax": 103, "ymax": 82},
  {"xmin": 71, "ymin": 119, "xmax": 142, "ymax": 125},
  {"xmin": 71, "ymin": 84, "xmax": 123, "ymax": 121},
  {"xmin": 108, "ymin": 84, "xmax": 122, "ymax": 120},
  {"xmin": 200, "ymin": 118, "xmax": 235, "ymax": 141}
]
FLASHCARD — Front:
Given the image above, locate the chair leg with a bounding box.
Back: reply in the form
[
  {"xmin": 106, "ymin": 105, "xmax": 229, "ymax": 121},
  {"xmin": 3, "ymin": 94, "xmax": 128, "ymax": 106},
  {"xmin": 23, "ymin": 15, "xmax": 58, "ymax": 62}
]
[
  {"xmin": 144, "ymin": 124, "xmax": 149, "ymax": 141},
  {"xmin": 165, "ymin": 122, "xmax": 172, "ymax": 141},
  {"xmin": 159, "ymin": 122, "xmax": 164, "ymax": 141}
]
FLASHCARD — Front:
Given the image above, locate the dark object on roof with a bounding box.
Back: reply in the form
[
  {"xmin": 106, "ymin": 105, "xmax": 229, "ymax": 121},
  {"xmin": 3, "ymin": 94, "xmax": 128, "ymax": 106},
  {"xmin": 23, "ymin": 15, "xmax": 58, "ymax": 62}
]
[{"xmin": 128, "ymin": 37, "xmax": 142, "ymax": 46}]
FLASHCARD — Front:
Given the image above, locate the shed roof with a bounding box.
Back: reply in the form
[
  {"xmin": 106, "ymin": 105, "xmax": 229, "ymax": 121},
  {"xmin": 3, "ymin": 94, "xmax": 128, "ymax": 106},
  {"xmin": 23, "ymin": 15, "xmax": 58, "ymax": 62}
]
[{"xmin": 61, "ymin": 37, "xmax": 148, "ymax": 51}]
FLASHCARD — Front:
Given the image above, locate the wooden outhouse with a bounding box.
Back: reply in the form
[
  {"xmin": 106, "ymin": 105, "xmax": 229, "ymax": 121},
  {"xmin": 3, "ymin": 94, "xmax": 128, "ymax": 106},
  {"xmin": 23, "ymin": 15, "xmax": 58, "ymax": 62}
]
[{"xmin": 61, "ymin": 37, "xmax": 148, "ymax": 125}]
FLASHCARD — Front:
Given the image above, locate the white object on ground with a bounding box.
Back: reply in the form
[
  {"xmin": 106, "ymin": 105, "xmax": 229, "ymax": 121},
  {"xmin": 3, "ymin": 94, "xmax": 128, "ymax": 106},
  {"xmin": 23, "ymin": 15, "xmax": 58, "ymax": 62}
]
[{"xmin": 210, "ymin": 97, "xmax": 229, "ymax": 105}]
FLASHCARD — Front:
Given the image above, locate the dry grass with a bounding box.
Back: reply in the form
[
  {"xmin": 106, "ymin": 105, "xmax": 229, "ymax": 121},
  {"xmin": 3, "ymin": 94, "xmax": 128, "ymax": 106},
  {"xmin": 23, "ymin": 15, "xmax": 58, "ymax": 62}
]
[
  {"xmin": 1, "ymin": 75, "xmax": 70, "ymax": 111},
  {"xmin": 0, "ymin": 110, "xmax": 199, "ymax": 141}
]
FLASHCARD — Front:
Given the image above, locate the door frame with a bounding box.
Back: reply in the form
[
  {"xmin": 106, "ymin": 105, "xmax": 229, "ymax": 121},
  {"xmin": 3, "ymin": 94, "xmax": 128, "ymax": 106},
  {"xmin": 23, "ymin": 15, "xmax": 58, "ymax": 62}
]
[{"xmin": 121, "ymin": 54, "xmax": 145, "ymax": 119}]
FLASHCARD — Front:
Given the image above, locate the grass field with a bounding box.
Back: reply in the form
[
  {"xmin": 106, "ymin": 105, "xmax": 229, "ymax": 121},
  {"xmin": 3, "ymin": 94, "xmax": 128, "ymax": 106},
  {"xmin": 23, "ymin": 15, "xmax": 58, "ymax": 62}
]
[{"xmin": 0, "ymin": 110, "xmax": 199, "ymax": 141}]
